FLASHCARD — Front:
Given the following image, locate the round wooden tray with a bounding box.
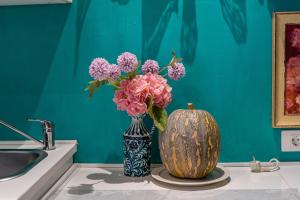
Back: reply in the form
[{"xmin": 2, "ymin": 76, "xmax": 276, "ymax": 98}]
[{"xmin": 151, "ymin": 165, "xmax": 230, "ymax": 187}]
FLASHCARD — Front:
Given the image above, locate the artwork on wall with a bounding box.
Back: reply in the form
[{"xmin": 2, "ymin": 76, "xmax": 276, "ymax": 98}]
[{"xmin": 273, "ymin": 12, "xmax": 300, "ymax": 128}]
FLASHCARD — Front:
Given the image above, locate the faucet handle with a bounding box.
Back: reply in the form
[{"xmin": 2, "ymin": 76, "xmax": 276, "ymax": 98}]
[
  {"xmin": 27, "ymin": 118, "xmax": 54, "ymax": 129},
  {"xmin": 27, "ymin": 118, "xmax": 42, "ymax": 122}
]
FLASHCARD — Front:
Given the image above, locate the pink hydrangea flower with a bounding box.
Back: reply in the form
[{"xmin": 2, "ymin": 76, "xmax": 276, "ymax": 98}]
[
  {"xmin": 142, "ymin": 59, "xmax": 159, "ymax": 74},
  {"xmin": 168, "ymin": 63, "xmax": 186, "ymax": 80},
  {"xmin": 108, "ymin": 64, "xmax": 121, "ymax": 80},
  {"xmin": 117, "ymin": 52, "xmax": 139, "ymax": 72},
  {"xmin": 142, "ymin": 73, "xmax": 172, "ymax": 108},
  {"xmin": 291, "ymin": 28, "xmax": 300, "ymax": 49},
  {"xmin": 89, "ymin": 58, "xmax": 110, "ymax": 80},
  {"xmin": 113, "ymin": 78, "xmax": 149, "ymax": 116},
  {"xmin": 113, "ymin": 74, "xmax": 172, "ymax": 116}
]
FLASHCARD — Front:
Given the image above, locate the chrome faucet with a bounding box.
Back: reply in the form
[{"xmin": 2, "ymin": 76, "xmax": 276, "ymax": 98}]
[{"xmin": 0, "ymin": 119, "xmax": 55, "ymax": 150}]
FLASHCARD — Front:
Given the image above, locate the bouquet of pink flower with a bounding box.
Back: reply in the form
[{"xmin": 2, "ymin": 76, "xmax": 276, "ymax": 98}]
[{"xmin": 86, "ymin": 51, "xmax": 185, "ymax": 132}]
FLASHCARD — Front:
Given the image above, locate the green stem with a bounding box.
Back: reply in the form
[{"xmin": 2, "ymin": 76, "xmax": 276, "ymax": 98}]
[
  {"xmin": 108, "ymin": 79, "xmax": 121, "ymax": 89},
  {"xmin": 158, "ymin": 54, "xmax": 177, "ymax": 74},
  {"xmin": 159, "ymin": 66, "xmax": 169, "ymax": 73}
]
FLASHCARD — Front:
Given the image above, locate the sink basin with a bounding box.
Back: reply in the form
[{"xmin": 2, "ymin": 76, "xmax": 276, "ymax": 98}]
[{"xmin": 0, "ymin": 149, "xmax": 47, "ymax": 181}]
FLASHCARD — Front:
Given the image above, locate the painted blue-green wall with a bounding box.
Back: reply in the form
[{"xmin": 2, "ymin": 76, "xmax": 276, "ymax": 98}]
[{"xmin": 1, "ymin": 0, "xmax": 300, "ymax": 163}]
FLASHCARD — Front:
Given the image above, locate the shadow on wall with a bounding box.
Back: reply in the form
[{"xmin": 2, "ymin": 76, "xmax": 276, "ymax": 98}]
[
  {"xmin": 220, "ymin": 0, "xmax": 300, "ymax": 43},
  {"xmin": 111, "ymin": 0, "xmax": 130, "ymax": 5},
  {"xmin": 111, "ymin": 0, "xmax": 199, "ymax": 64},
  {"xmin": 142, "ymin": 0, "xmax": 179, "ymax": 60},
  {"xmin": 181, "ymin": 0, "xmax": 198, "ymax": 65},
  {"xmin": 74, "ymin": 0, "xmax": 92, "ymax": 76},
  {"xmin": 264, "ymin": 0, "xmax": 300, "ymax": 15},
  {"xmin": 219, "ymin": 0, "xmax": 247, "ymax": 44},
  {"xmin": 141, "ymin": 0, "xmax": 198, "ymax": 65},
  {"xmin": 0, "ymin": 5, "xmax": 70, "ymax": 139},
  {"xmin": 257, "ymin": 0, "xmax": 264, "ymax": 5}
]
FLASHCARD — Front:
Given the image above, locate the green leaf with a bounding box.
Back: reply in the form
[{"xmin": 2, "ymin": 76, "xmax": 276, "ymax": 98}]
[
  {"xmin": 147, "ymin": 101, "xmax": 168, "ymax": 133},
  {"xmin": 169, "ymin": 51, "xmax": 183, "ymax": 66},
  {"xmin": 110, "ymin": 81, "xmax": 121, "ymax": 90},
  {"xmin": 127, "ymin": 62, "xmax": 141, "ymax": 80},
  {"xmin": 128, "ymin": 71, "xmax": 137, "ymax": 80},
  {"xmin": 85, "ymin": 80, "xmax": 107, "ymax": 98},
  {"xmin": 175, "ymin": 57, "xmax": 183, "ymax": 63},
  {"xmin": 172, "ymin": 50, "xmax": 176, "ymax": 57},
  {"xmin": 119, "ymin": 75, "xmax": 128, "ymax": 81}
]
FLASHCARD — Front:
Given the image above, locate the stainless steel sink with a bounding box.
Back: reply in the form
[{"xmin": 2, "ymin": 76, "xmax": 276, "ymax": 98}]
[{"xmin": 0, "ymin": 149, "xmax": 47, "ymax": 181}]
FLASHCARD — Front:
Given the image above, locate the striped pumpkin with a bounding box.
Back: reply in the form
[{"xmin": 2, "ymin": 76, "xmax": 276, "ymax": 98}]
[{"xmin": 159, "ymin": 103, "xmax": 220, "ymax": 178}]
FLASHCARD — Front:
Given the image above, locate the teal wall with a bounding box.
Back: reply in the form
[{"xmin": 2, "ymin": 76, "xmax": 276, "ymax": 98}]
[{"xmin": 1, "ymin": 0, "xmax": 300, "ymax": 163}]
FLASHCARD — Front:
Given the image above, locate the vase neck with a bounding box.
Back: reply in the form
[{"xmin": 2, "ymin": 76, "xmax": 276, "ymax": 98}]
[
  {"xmin": 124, "ymin": 115, "xmax": 149, "ymax": 137},
  {"xmin": 131, "ymin": 115, "xmax": 145, "ymax": 123}
]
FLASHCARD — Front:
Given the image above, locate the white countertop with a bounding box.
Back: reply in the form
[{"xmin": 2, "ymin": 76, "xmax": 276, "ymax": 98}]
[
  {"xmin": 45, "ymin": 164, "xmax": 300, "ymax": 200},
  {"xmin": 0, "ymin": 140, "xmax": 77, "ymax": 200}
]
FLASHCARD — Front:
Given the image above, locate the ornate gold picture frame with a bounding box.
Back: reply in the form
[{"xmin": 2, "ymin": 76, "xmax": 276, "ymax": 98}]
[{"xmin": 273, "ymin": 12, "xmax": 300, "ymax": 128}]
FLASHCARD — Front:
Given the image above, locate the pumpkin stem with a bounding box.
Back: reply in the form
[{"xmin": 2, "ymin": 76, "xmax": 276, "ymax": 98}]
[{"xmin": 188, "ymin": 103, "xmax": 195, "ymax": 110}]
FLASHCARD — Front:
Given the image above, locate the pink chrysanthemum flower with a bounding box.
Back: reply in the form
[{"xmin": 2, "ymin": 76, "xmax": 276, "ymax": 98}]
[
  {"xmin": 142, "ymin": 59, "xmax": 159, "ymax": 74},
  {"xmin": 117, "ymin": 52, "xmax": 139, "ymax": 73},
  {"xmin": 89, "ymin": 58, "xmax": 110, "ymax": 81},
  {"xmin": 108, "ymin": 64, "xmax": 121, "ymax": 80},
  {"xmin": 168, "ymin": 63, "xmax": 186, "ymax": 81}
]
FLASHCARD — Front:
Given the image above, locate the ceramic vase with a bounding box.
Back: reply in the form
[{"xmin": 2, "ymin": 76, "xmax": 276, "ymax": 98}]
[{"xmin": 123, "ymin": 115, "xmax": 152, "ymax": 177}]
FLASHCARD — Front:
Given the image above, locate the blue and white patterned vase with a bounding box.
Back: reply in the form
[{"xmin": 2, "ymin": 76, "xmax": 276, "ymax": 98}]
[{"xmin": 123, "ymin": 114, "xmax": 152, "ymax": 177}]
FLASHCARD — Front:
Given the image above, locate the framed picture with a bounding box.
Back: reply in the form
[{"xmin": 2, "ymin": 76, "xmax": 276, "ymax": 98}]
[{"xmin": 273, "ymin": 12, "xmax": 300, "ymax": 128}]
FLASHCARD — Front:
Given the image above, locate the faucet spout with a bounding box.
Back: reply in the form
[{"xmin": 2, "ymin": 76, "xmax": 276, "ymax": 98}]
[{"xmin": 0, "ymin": 120, "xmax": 43, "ymax": 147}]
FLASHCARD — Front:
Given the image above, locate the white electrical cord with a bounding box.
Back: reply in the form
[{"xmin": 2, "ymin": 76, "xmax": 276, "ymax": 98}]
[{"xmin": 249, "ymin": 156, "xmax": 280, "ymax": 173}]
